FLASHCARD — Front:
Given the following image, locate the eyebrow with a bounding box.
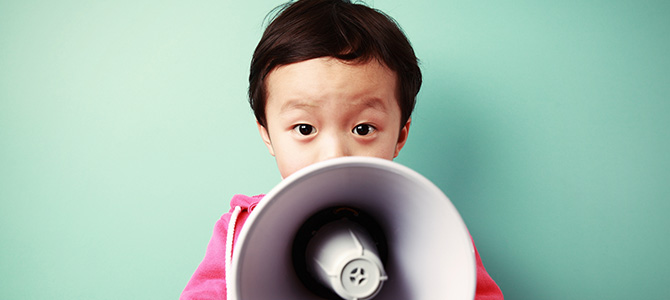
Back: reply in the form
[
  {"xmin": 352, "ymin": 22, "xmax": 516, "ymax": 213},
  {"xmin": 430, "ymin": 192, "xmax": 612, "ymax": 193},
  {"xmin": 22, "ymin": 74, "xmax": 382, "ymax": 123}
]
[
  {"xmin": 280, "ymin": 99, "xmax": 319, "ymax": 113},
  {"xmin": 279, "ymin": 97, "xmax": 389, "ymax": 113},
  {"xmin": 356, "ymin": 97, "xmax": 389, "ymax": 112}
]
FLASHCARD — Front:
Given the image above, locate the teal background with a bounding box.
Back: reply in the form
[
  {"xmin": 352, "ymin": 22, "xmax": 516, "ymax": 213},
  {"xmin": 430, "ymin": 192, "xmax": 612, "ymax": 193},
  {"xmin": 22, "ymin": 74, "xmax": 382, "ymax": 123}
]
[{"xmin": 1, "ymin": 0, "xmax": 668, "ymax": 299}]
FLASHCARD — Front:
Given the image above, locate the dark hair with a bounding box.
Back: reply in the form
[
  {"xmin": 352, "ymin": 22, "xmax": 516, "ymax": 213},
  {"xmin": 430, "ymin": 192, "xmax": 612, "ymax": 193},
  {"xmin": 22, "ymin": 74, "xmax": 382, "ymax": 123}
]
[{"xmin": 249, "ymin": 0, "xmax": 422, "ymax": 128}]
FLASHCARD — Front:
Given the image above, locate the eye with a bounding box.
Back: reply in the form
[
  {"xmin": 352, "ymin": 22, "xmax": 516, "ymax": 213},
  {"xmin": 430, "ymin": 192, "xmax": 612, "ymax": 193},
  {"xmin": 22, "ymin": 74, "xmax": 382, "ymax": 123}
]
[
  {"xmin": 352, "ymin": 124, "xmax": 376, "ymax": 136},
  {"xmin": 293, "ymin": 124, "xmax": 316, "ymax": 136}
]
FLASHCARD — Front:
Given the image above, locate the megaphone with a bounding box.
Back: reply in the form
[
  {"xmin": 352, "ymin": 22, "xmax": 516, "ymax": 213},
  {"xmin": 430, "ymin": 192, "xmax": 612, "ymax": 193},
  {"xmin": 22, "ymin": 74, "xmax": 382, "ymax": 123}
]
[{"xmin": 229, "ymin": 157, "xmax": 476, "ymax": 299}]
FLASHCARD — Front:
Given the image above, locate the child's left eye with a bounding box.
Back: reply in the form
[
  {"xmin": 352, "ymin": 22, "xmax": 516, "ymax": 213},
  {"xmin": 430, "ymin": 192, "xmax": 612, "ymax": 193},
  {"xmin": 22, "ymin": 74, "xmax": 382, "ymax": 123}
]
[{"xmin": 352, "ymin": 124, "xmax": 376, "ymax": 136}]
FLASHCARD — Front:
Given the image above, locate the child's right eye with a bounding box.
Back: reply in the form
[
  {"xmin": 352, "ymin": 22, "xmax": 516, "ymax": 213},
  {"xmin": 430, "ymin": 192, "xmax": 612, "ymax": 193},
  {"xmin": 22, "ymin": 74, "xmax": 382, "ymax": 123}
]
[{"xmin": 293, "ymin": 124, "xmax": 316, "ymax": 136}]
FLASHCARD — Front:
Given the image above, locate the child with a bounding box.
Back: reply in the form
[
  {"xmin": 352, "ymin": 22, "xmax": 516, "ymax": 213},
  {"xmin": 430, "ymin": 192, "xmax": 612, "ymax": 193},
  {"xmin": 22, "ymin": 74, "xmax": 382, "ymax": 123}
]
[{"xmin": 181, "ymin": 0, "xmax": 503, "ymax": 299}]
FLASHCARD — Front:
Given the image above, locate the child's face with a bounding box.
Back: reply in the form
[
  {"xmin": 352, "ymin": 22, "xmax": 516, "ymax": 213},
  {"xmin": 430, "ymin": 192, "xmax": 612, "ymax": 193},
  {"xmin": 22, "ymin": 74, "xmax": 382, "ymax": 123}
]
[{"xmin": 258, "ymin": 57, "xmax": 410, "ymax": 178}]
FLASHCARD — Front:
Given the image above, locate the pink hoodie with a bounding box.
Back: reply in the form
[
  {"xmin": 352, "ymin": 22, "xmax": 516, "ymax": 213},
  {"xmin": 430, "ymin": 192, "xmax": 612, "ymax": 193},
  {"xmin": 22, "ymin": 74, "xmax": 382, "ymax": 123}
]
[{"xmin": 181, "ymin": 194, "xmax": 503, "ymax": 299}]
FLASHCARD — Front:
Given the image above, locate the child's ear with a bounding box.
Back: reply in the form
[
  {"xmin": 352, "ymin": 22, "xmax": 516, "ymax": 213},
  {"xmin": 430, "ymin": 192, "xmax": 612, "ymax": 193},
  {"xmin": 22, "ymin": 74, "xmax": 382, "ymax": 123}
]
[
  {"xmin": 257, "ymin": 121, "xmax": 275, "ymax": 157},
  {"xmin": 393, "ymin": 118, "xmax": 411, "ymax": 158}
]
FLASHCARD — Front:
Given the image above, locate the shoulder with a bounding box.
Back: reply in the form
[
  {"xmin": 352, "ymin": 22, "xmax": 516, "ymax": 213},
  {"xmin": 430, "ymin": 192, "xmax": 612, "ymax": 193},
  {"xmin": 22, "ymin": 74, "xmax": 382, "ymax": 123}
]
[
  {"xmin": 214, "ymin": 194, "xmax": 265, "ymax": 228},
  {"xmin": 229, "ymin": 194, "xmax": 265, "ymax": 212}
]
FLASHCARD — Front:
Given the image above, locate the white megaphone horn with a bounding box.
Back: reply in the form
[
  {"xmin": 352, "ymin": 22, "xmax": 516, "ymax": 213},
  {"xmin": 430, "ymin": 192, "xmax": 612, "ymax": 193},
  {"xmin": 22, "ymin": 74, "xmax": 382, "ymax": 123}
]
[{"xmin": 229, "ymin": 157, "xmax": 476, "ymax": 300}]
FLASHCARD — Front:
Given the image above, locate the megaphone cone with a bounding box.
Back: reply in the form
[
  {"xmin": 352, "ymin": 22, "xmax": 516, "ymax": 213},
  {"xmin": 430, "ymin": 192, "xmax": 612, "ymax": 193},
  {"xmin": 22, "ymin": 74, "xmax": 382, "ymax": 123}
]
[{"xmin": 229, "ymin": 157, "xmax": 476, "ymax": 300}]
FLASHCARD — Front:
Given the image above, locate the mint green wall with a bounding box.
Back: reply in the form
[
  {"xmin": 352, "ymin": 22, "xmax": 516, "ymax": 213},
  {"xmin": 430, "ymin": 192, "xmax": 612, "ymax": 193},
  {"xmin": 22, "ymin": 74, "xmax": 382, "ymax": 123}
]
[{"xmin": 1, "ymin": 0, "xmax": 668, "ymax": 299}]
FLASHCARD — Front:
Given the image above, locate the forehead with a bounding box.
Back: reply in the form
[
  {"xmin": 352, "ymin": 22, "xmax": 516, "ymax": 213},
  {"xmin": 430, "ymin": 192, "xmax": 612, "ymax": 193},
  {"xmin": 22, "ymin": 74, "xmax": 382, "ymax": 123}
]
[{"xmin": 265, "ymin": 57, "xmax": 398, "ymax": 109}]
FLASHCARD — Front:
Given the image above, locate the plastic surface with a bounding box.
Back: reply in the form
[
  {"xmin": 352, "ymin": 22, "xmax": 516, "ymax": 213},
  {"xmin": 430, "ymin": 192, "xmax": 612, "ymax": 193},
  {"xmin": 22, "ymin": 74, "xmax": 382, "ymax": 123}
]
[
  {"xmin": 229, "ymin": 157, "xmax": 476, "ymax": 300},
  {"xmin": 306, "ymin": 219, "xmax": 387, "ymax": 300}
]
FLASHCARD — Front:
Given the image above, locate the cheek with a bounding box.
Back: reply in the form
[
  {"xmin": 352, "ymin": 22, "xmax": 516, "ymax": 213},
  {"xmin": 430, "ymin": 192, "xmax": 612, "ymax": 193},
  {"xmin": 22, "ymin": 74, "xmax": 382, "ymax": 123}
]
[
  {"xmin": 355, "ymin": 140, "xmax": 397, "ymax": 160},
  {"xmin": 274, "ymin": 146, "xmax": 309, "ymax": 178},
  {"xmin": 378, "ymin": 148, "xmax": 397, "ymax": 160},
  {"xmin": 277, "ymin": 159, "xmax": 311, "ymax": 179},
  {"xmin": 376, "ymin": 135, "xmax": 401, "ymax": 158}
]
